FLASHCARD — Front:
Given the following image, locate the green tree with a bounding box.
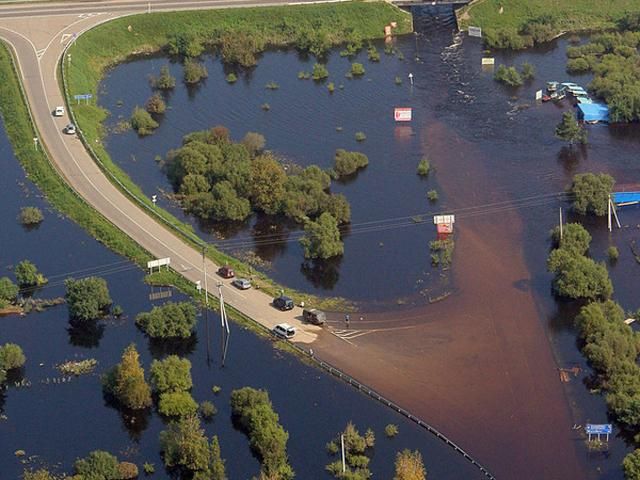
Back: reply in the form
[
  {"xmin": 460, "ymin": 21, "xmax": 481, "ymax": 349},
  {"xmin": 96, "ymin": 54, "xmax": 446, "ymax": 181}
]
[
  {"xmin": 19, "ymin": 206, "xmax": 44, "ymax": 225},
  {"xmin": 249, "ymin": 154, "xmax": 286, "ymax": 215},
  {"xmin": 300, "ymin": 213, "xmax": 344, "ymax": 259},
  {"xmin": 160, "ymin": 414, "xmax": 211, "ymax": 472},
  {"xmin": 130, "ymin": 106, "xmax": 159, "ymax": 135},
  {"xmin": 571, "ymin": 172, "xmax": 615, "ymax": 216},
  {"xmin": 210, "ymin": 181, "xmax": 252, "ymax": 221},
  {"xmin": 624, "ymin": 450, "xmax": 640, "ymax": 480},
  {"xmin": 146, "ymin": 93, "xmax": 166, "ymax": 114},
  {"xmin": 65, "ymin": 276, "xmax": 112, "ymax": 321},
  {"xmin": 209, "ymin": 435, "xmax": 227, "ymax": 480},
  {"xmin": 153, "ymin": 65, "xmax": 176, "ymax": 90},
  {"xmin": 0, "ymin": 343, "xmax": 26, "ymax": 370},
  {"xmin": 159, "ymin": 391, "xmax": 199, "ymax": 417},
  {"xmin": 416, "ymin": 158, "xmax": 430, "ymax": 176},
  {"xmin": 555, "ymin": 111, "xmax": 587, "ymax": 145},
  {"xmin": 351, "ymin": 63, "xmax": 365, "ymax": 76},
  {"xmin": 22, "ymin": 469, "xmax": 57, "ymax": 480},
  {"xmin": 394, "ymin": 449, "xmax": 427, "ymax": 480},
  {"xmin": 333, "ymin": 149, "xmax": 369, "ymax": 177},
  {"xmin": 494, "ymin": 64, "xmax": 523, "ymax": 86},
  {"xmin": 150, "ymin": 355, "xmax": 193, "ymax": 393},
  {"xmin": 547, "ymin": 249, "xmax": 613, "ymax": 300},
  {"xmin": 103, "ymin": 344, "xmax": 152, "ymax": 410},
  {"xmin": 135, "ymin": 301, "xmax": 197, "ymax": 339},
  {"xmin": 550, "ymin": 222, "xmax": 592, "ymax": 256},
  {"xmin": 184, "ymin": 59, "xmax": 208, "ymax": 84},
  {"xmin": 0, "ymin": 277, "xmax": 19, "ymax": 306},
  {"xmin": 74, "ymin": 450, "xmax": 120, "ymax": 480},
  {"xmin": 15, "ymin": 260, "xmax": 47, "ymax": 287},
  {"xmin": 241, "ymin": 132, "xmax": 266, "ymax": 156},
  {"xmin": 520, "ymin": 62, "xmax": 535, "ymax": 81},
  {"xmin": 179, "ymin": 174, "xmax": 210, "ymax": 196}
]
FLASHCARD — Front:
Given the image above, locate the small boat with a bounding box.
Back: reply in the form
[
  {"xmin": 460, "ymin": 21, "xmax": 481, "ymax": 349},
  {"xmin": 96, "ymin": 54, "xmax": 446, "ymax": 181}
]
[
  {"xmin": 546, "ymin": 81, "xmax": 559, "ymax": 92},
  {"xmin": 542, "ymin": 94, "xmax": 552, "ymax": 102}
]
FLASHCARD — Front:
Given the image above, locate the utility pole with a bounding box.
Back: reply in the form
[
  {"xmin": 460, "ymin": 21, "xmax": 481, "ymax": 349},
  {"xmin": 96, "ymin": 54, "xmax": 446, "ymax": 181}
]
[
  {"xmin": 608, "ymin": 195, "xmax": 612, "ymax": 232},
  {"xmin": 202, "ymin": 245, "xmax": 209, "ymax": 307},
  {"xmin": 559, "ymin": 207, "xmax": 563, "ymax": 240},
  {"xmin": 341, "ymin": 434, "xmax": 346, "ymax": 474}
]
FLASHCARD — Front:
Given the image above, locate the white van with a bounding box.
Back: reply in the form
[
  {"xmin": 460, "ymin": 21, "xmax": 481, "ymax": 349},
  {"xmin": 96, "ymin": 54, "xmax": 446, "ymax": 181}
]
[
  {"xmin": 273, "ymin": 323, "xmax": 296, "ymax": 339},
  {"xmin": 53, "ymin": 106, "xmax": 65, "ymax": 117}
]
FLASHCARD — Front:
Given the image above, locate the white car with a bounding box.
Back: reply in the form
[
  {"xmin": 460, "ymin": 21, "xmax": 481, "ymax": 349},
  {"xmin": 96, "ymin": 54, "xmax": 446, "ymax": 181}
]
[
  {"xmin": 53, "ymin": 106, "xmax": 65, "ymax": 117},
  {"xmin": 63, "ymin": 123, "xmax": 76, "ymax": 135},
  {"xmin": 232, "ymin": 278, "xmax": 252, "ymax": 290},
  {"xmin": 273, "ymin": 323, "xmax": 296, "ymax": 339}
]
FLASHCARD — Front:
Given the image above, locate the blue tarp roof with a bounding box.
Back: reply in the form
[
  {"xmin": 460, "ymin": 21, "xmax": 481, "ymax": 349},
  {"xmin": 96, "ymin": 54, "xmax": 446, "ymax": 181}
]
[
  {"xmin": 577, "ymin": 103, "xmax": 609, "ymax": 122},
  {"xmin": 613, "ymin": 191, "xmax": 640, "ymax": 205}
]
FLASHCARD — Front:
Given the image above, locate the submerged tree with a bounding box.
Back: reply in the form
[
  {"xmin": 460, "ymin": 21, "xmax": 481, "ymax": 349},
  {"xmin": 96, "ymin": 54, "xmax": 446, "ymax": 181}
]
[
  {"xmin": 555, "ymin": 111, "xmax": 587, "ymax": 145},
  {"xmin": 570, "ymin": 172, "xmax": 615, "ymax": 216},
  {"xmin": 65, "ymin": 276, "xmax": 112, "ymax": 321},
  {"xmin": 300, "ymin": 213, "xmax": 343, "ymax": 260},
  {"xmin": 103, "ymin": 344, "xmax": 152, "ymax": 410},
  {"xmin": 14, "ymin": 260, "xmax": 47, "ymax": 288},
  {"xmin": 394, "ymin": 449, "xmax": 427, "ymax": 480}
]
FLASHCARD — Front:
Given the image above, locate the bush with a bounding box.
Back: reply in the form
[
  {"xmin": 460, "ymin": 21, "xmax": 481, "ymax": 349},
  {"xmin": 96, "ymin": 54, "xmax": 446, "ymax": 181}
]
[
  {"xmin": 218, "ymin": 31, "xmax": 263, "ymax": 67},
  {"xmin": 0, "ymin": 343, "xmax": 26, "ymax": 370},
  {"xmin": 130, "ymin": 106, "xmax": 159, "ymax": 135},
  {"xmin": 136, "ymin": 301, "xmax": 197, "ymax": 339},
  {"xmin": 367, "ymin": 45, "xmax": 380, "ymax": 62},
  {"xmin": 430, "ymin": 238, "xmax": 454, "ymax": 267},
  {"xmin": 395, "ymin": 76, "xmax": 402, "ymax": 85},
  {"xmin": 19, "ymin": 206, "xmax": 43, "ymax": 225},
  {"xmin": 150, "ymin": 355, "xmax": 193, "ymax": 393},
  {"xmin": 567, "ymin": 57, "xmax": 591, "ymax": 73},
  {"xmin": 159, "ymin": 391, "xmax": 199, "ymax": 417},
  {"xmin": 394, "ymin": 449, "xmax": 426, "ymax": 480},
  {"xmin": 312, "ymin": 63, "xmax": 329, "ymax": 81},
  {"xmin": 351, "ymin": 63, "xmax": 365, "ymax": 76},
  {"xmin": 427, "ymin": 190, "xmax": 439, "ymax": 202},
  {"xmin": 416, "ymin": 158, "xmax": 430, "ymax": 176},
  {"xmin": 354, "ymin": 131, "xmax": 366, "ymax": 142},
  {"xmin": 0, "ymin": 277, "xmax": 18, "ymax": 305},
  {"xmin": 624, "ymin": 450, "xmax": 640, "ymax": 480},
  {"xmin": 167, "ymin": 32, "xmax": 204, "ymax": 58},
  {"xmin": 65, "ymin": 276, "xmax": 112, "ymax": 321},
  {"xmin": 146, "ymin": 93, "xmax": 166, "ymax": 114},
  {"xmin": 521, "ymin": 62, "xmax": 535, "ymax": 80},
  {"xmin": 226, "ymin": 72, "xmax": 237, "ymax": 83},
  {"xmin": 571, "ymin": 173, "xmax": 615, "ymax": 216},
  {"xmin": 199, "ymin": 400, "xmax": 217, "ymax": 419},
  {"xmin": 385, "ymin": 424, "xmax": 399, "ymax": 437},
  {"xmin": 494, "ymin": 64, "xmax": 523, "ymax": 86},
  {"xmin": 143, "ymin": 463, "xmax": 155, "ymax": 474},
  {"xmin": 153, "ymin": 65, "xmax": 176, "ymax": 90},
  {"xmin": 74, "ymin": 450, "xmax": 120, "ymax": 480},
  {"xmin": 607, "ymin": 246, "xmax": 619, "ymax": 261},
  {"xmin": 118, "ymin": 462, "xmax": 139, "ymax": 479},
  {"xmin": 102, "ymin": 344, "xmax": 152, "ymax": 410},
  {"xmin": 327, "ymin": 82, "xmax": 335, "ymax": 93},
  {"xmin": 300, "ymin": 213, "xmax": 344, "ymax": 259},
  {"xmin": 333, "ymin": 149, "xmax": 369, "ymax": 177},
  {"xmin": 265, "ymin": 80, "xmax": 279, "ymax": 90},
  {"xmin": 15, "ymin": 260, "xmax": 47, "ymax": 288},
  {"xmin": 183, "ymin": 59, "xmax": 208, "ymax": 84}
]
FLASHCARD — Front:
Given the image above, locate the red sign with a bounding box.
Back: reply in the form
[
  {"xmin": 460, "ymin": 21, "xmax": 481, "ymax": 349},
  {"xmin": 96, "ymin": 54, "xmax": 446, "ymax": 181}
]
[
  {"xmin": 437, "ymin": 223, "xmax": 453, "ymax": 234},
  {"xmin": 394, "ymin": 107, "xmax": 412, "ymax": 122}
]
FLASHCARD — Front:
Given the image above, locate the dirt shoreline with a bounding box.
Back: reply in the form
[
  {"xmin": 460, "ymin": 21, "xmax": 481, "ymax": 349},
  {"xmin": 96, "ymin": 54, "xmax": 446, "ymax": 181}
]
[{"xmin": 313, "ymin": 120, "xmax": 584, "ymax": 479}]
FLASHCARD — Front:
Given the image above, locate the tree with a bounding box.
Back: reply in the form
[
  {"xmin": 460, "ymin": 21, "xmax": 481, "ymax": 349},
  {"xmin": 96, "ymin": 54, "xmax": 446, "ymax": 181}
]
[
  {"xmin": 159, "ymin": 391, "xmax": 199, "ymax": 417},
  {"xmin": 0, "ymin": 343, "xmax": 26, "ymax": 370},
  {"xmin": 547, "ymin": 249, "xmax": 613, "ymax": 300},
  {"xmin": 209, "ymin": 435, "xmax": 227, "ymax": 480},
  {"xmin": 624, "ymin": 450, "xmax": 640, "ymax": 480},
  {"xmin": 184, "ymin": 59, "xmax": 208, "ymax": 84},
  {"xmin": 15, "ymin": 260, "xmax": 46, "ymax": 288},
  {"xmin": 74, "ymin": 450, "xmax": 120, "ymax": 480},
  {"xmin": 146, "ymin": 93, "xmax": 166, "ymax": 114},
  {"xmin": 416, "ymin": 158, "xmax": 430, "ymax": 176},
  {"xmin": 333, "ymin": 149, "xmax": 369, "ymax": 177},
  {"xmin": 153, "ymin": 65, "xmax": 176, "ymax": 89},
  {"xmin": 494, "ymin": 64, "xmax": 523, "ymax": 86},
  {"xmin": 555, "ymin": 111, "xmax": 587, "ymax": 145},
  {"xmin": 130, "ymin": 106, "xmax": 159, "ymax": 135},
  {"xmin": 22, "ymin": 469, "xmax": 57, "ymax": 480},
  {"xmin": 135, "ymin": 301, "xmax": 197, "ymax": 339},
  {"xmin": 521, "ymin": 62, "xmax": 535, "ymax": 81},
  {"xmin": 241, "ymin": 132, "xmax": 266, "ymax": 156},
  {"xmin": 300, "ymin": 213, "xmax": 343, "ymax": 259},
  {"xmin": 0, "ymin": 277, "xmax": 18, "ymax": 306},
  {"xmin": 150, "ymin": 355, "xmax": 193, "ymax": 393},
  {"xmin": 210, "ymin": 181, "xmax": 252, "ymax": 221},
  {"xmin": 249, "ymin": 154, "xmax": 286, "ymax": 215},
  {"xmin": 550, "ymin": 222, "xmax": 591, "ymax": 256},
  {"xmin": 103, "ymin": 344, "xmax": 152, "ymax": 410},
  {"xmin": 19, "ymin": 206, "xmax": 43, "ymax": 225},
  {"xmin": 394, "ymin": 449, "xmax": 427, "ymax": 480},
  {"xmin": 179, "ymin": 174, "xmax": 210, "ymax": 196},
  {"xmin": 571, "ymin": 172, "xmax": 615, "ymax": 216},
  {"xmin": 65, "ymin": 276, "xmax": 112, "ymax": 321},
  {"xmin": 160, "ymin": 414, "xmax": 210, "ymax": 472}
]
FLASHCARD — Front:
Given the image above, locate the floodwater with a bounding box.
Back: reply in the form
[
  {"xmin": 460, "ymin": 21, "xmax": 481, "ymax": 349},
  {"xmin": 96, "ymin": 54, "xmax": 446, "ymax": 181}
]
[{"xmin": 0, "ymin": 117, "xmax": 482, "ymax": 477}]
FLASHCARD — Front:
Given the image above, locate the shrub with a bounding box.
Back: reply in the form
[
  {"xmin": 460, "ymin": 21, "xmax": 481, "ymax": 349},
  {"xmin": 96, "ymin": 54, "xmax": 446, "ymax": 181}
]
[
  {"xmin": 416, "ymin": 158, "xmax": 430, "ymax": 176},
  {"xmin": 226, "ymin": 72, "xmax": 237, "ymax": 83},
  {"xmin": 74, "ymin": 450, "xmax": 120, "ymax": 479},
  {"xmin": 150, "ymin": 355, "xmax": 193, "ymax": 393},
  {"xmin": 567, "ymin": 57, "xmax": 591, "ymax": 73},
  {"xmin": 199, "ymin": 400, "xmax": 217, "ymax": 419},
  {"xmin": 394, "ymin": 449, "xmax": 426, "ymax": 480},
  {"xmin": 112, "ymin": 305, "xmax": 123, "ymax": 317},
  {"xmin": 143, "ymin": 462, "xmax": 155, "ymax": 474},
  {"xmin": 351, "ymin": 63, "xmax": 365, "ymax": 76},
  {"xmin": 159, "ymin": 391, "xmax": 199, "ymax": 417},
  {"xmin": 146, "ymin": 93, "xmax": 166, "ymax": 114},
  {"xmin": 395, "ymin": 76, "xmax": 402, "ymax": 85},
  {"xmin": 430, "ymin": 238, "xmax": 454, "ymax": 267},
  {"xmin": 354, "ymin": 131, "xmax": 366, "ymax": 142},
  {"xmin": 153, "ymin": 65, "xmax": 176, "ymax": 90},
  {"xmin": 167, "ymin": 32, "xmax": 204, "ymax": 58},
  {"xmin": 218, "ymin": 31, "xmax": 263, "ymax": 67},
  {"xmin": 241, "ymin": 132, "xmax": 266, "ymax": 156},
  {"xmin": 607, "ymin": 246, "xmax": 619, "ymax": 262},
  {"xmin": 327, "ymin": 82, "xmax": 335, "ymax": 93},
  {"xmin": 19, "ymin": 206, "xmax": 43, "ymax": 225},
  {"xmin": 15, "ymin": 260, "xmax": 47, "ymax": 288},
  {"xmin": 212, "ymin": 385, "xmax": 222, "ymax": 394},
  {"xmin": 118, "ymin": 462, "xmax": 139, "ymax": 479},
  {"xmin": 312, "ymin": 63, "xmax": 329, "ymax": 81},
  {"xmin": 265, "ymin": 81, "xmax": 279, "ymax": 90},
  {"xmin": 521, "ymin": 62, "xmax": 535, "ymax": 81},
  {"xmin": 261, "ymin": 103, "xmax": 271, "ymax": 111},
  {"xmin": 334, "ymin": 149, "xmax": 369, "ymax": 177},
  {"xmin": 494, "ymin": 64, "xmax": 523, "ymax": 86},
  {"xmin": 571, "ymin": 173, "xmax": 614, "ymax": 216},
  {"xmin": 130, "ymin": 106, "xmax": 159, "ymax": 135},
  {"xmin": 300, "ymin": 213, "xmax": 344, "ymax": 260},
  {"xmin": 0, "ymin": 343, "xmax": 26, "ymax": 370},
  {"xmin": 65, "ymin": 276, "xmax": 112, "ymax": 321},
  {"xmin": 136, "ymin": 301, "xmax": 197, "ymax": 339},
  {"xmin": 103, "ymin": 344, "xmax": 152, "ymax": 409},
  {"xmin": 367, "ymin": 45, "xmax": 380, "ymax": 62},
  {"xmin": 624, "ymin": 449, "xmax": 640, "ymax": 480},
  {"xmin": 326, "ymin": 440, "xmax": 339, "ymax": 454},
  {"xmin": 385, "ymin": 424, "xmax": 399, "ymax": 437},
  {"xmin": 183, "ymin": 59, "xmax": 208, "ymax": 84},
  {"xmin": 0, "ymin": 277, "xmax": 18, "ymax": 305},
  {"xmin": 427, "ymin": 190, "xmax": 439, "ymax": 202}
]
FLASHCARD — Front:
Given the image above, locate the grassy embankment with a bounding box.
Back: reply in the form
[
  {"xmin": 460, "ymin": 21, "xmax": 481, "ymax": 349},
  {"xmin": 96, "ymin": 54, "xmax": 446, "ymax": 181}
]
[
  {"xmin": 0, "ymin": 41, "xmax": 306, "ymax": 349},
  {"xmin": 64, "ymin": 1, "xmax": 412, "ymax": 311},
  {"xmin": 458, "ymin": 0, "xmax": 640, "ymax": 46}
]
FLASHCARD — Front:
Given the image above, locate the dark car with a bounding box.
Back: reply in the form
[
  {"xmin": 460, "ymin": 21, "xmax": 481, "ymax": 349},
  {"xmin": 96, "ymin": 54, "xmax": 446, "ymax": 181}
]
[
  {"xmin": 217, "ymin": 265, "xmax": 235, "ymax": 279},
  {"xmin": 273, "ymin": 295, "xmax": 294, "ymax": 311},
  {"xmin": 303, "ymin": 308, "xmax": 326, "ymax": 325}
]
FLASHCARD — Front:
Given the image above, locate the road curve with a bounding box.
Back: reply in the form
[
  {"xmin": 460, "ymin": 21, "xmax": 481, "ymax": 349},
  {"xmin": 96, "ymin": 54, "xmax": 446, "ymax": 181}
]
[{"xmin": 0, "ymin": 0, "xmax": 340, "ymax": 343}]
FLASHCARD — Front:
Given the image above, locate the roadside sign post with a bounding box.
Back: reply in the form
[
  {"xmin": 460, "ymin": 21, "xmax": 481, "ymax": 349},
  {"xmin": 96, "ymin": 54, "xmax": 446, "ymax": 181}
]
[
  {"xmin": 33, "ymin": 137, "xmax": 38, "ymax": 151},
  {"xmin": 468, "ymin": 26, "xmax": 482, "ymax": 38},
  {"xmin": 147, "ymin": 257, "xmax": 170, "ymax": 273},
  {"xmin": 74, "ymin": 93, "xmax": 93, "ymax": 105},
  {"xmin": 586, "ymin": 424, "xmax": 612, "ymax": 442},
  {"xmin": 394, "ymin": 107, "xmax": 412, "ymax": 122},
  {"xmin": 151, "ymin": 194, "xmax": 157, "ymax": 206},
  {"xmin": 408, "ymin": 72, "xmax": 414, "ymax": 85}
]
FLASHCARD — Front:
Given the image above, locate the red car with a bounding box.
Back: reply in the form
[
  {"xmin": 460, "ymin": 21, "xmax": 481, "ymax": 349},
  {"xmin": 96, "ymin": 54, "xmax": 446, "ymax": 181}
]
[{"xmin": 217, "ymin": 266, "xmax": 235, "ymax": 278}]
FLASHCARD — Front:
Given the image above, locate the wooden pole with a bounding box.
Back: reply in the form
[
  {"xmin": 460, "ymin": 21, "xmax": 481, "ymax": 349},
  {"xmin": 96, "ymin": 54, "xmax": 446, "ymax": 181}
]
[
  {"xmin": 559, "ymin": 207, "xmax": 563, "ymax": 240},
  {"xmin": 608, "ymin": 196, "xmax": 612, "ymax": 232}
]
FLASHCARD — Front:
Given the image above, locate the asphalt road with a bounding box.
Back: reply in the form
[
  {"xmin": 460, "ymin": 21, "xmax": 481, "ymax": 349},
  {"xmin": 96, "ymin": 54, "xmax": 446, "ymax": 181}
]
[{"xmin": 0, "ymin": 0, "xmax": 336, "ymax": 344}]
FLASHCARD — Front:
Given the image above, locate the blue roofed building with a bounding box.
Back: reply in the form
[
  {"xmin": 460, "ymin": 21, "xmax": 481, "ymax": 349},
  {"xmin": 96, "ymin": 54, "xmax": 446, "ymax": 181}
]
[{"xmin": 576, "ymin": 103, "xmax": 609, "ymax": 123}]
